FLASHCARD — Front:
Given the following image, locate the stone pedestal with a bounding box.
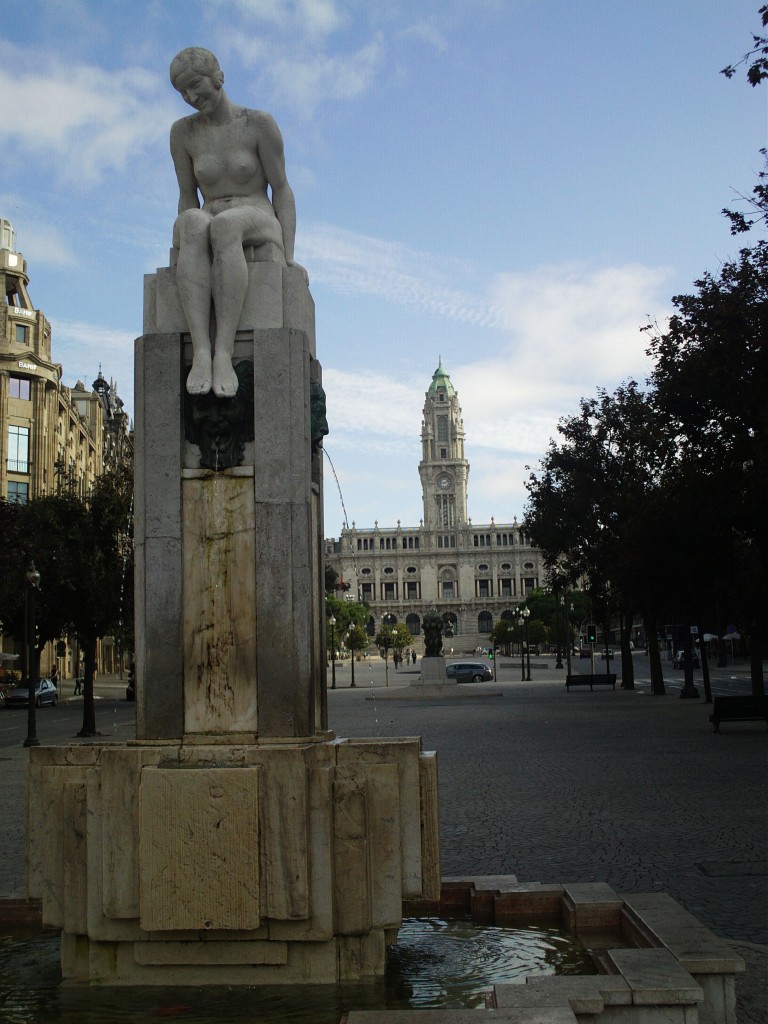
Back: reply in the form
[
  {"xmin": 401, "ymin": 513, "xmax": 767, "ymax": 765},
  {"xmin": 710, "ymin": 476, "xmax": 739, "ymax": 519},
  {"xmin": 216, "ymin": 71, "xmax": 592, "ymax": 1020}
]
[
  {"xmin": 26, "ymin": 260, "xmax": 441, "ymax": 983},
  {"xmin": 27, "ymin": 737, "xmax": 440, "ymax": 984},
  {"xmin": 418, "ymin": 656, "xmax": 452, "ymax": 685}
]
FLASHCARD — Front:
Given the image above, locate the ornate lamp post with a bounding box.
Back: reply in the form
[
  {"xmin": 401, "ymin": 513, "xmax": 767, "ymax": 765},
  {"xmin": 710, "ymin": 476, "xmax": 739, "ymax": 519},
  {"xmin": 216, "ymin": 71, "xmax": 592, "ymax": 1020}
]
[
  {"xmin": 24, "ymin": 562, "xmax": 41, "ymax": 749},
  {"xmin": 517, "ymin": 611, "xmax": 525, "ymax": 682},
  {"xmin": 521, "ymin": 606, "xmax": 531, "ymax": 681},
  {"xmin": 554, "ymin": 590, "xmax": 563, "ymax": 670},
  {"xmin": 382, "ymin": 613, "xmax": 396, "ymax": 687},
  {"xmin": 347, "ymin": 625, "xmax": 356, "ymax": 688},
  {"xmin": 565, "ymin": 599, "xmax": 574, "ymax": 677},
  {"xmin": 328, "ymin": 614, "xmax": 337, "ymax": 690}
]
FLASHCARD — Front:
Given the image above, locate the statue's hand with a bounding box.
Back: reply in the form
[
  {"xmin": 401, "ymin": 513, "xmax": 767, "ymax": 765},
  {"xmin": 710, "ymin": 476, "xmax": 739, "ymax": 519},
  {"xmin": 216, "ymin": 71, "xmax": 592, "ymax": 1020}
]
[{"xmin": 287, "ymin": 260, "xmax": 309, "ymax": 286}]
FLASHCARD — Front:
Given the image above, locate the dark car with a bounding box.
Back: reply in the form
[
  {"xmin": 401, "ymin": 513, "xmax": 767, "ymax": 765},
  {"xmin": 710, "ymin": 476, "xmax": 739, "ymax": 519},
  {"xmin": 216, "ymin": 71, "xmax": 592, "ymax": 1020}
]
[
  {"xmin": 445, "ymin": 661, "xmax": 493, "ymax": 682},
  {"xmin": 579, "ymin": 647, "xmax": 592, "ymax": 659},
  {"xmin": 672, "ymin": 650, "xmax": 700, "ymax": 669},
  {"xmin": 3, "ymin": 678, "xmax": 58, "ymax": 708}
]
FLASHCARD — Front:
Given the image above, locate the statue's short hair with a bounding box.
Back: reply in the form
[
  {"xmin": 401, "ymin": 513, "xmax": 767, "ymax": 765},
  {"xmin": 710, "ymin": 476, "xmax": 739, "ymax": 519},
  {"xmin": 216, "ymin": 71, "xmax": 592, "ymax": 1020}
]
[{"xmin": 170, "ymin": 47, "xmax": 223, "ymax": 87}]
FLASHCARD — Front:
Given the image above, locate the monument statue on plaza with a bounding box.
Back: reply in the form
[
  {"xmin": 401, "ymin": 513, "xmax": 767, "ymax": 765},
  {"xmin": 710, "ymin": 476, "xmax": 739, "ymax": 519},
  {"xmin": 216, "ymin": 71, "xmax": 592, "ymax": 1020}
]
[
  {"xmin": 169, "ymin": 47, "xmax": 303, "ymax": 398},
  {"xmin": 422, "ymin": 608, "xmax": 445, "ymax": 658},
  {"xmin": 24, "ymin": 47, "xmax": 440, "ymax": 989}
]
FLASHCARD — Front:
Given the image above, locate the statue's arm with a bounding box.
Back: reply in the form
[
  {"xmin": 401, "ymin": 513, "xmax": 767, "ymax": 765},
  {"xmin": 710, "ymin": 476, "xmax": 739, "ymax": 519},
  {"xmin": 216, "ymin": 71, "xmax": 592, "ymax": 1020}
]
[
  {"xmin": 170, "ymin": 120, "xmax": 201, "ymax": 214},
  {"xmin": 258, "ymin": 113, "xmax": 297, "ymax": 264}
]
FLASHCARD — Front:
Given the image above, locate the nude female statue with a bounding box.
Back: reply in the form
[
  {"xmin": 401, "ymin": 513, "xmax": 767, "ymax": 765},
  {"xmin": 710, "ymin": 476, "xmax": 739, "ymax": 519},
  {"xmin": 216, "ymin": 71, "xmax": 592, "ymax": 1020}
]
[{"xmin": 169, "ymin": 47, "xmax": 301, "ymax": 397}]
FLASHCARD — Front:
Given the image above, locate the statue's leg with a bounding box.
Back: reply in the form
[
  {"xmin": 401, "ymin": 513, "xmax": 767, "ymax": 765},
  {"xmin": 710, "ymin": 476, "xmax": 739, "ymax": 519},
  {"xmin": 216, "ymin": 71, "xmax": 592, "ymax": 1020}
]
[
  {"xmin": 209, "ymin": 212, "xmax": 251, "ymax": 398},
  {"xmin": 175, "ymin": 210, "xmax": 214, "ymax": 395}
]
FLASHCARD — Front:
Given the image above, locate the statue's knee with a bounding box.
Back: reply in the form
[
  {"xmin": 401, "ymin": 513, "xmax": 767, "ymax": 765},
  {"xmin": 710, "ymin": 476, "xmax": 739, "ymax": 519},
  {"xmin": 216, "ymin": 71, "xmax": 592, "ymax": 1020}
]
[
  {"xmin": 175, "ymin": 209, "xmax": 210, "ymax": 243},
  {"xmin": 209, "ymin": 214, "xmax": 245, "ymax": 251}
]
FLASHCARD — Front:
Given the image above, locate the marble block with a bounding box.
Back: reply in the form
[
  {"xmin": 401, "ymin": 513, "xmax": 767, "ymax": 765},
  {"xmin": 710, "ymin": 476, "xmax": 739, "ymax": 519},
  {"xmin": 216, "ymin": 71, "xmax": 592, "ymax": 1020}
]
[{"xmin": 139, "ymin": 767, "xmax": 261, "ymax": 932}]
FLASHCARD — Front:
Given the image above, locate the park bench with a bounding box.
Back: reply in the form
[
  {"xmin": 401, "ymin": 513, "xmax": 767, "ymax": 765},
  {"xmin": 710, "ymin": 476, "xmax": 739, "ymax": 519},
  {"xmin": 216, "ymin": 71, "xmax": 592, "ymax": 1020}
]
[
  {"xmin": 565, "ymin": 674, "xmax": 616, "ymax": 691},
  {"xmin": 709, "ymin": 695, "xmax": 768, "ymax": 733}
]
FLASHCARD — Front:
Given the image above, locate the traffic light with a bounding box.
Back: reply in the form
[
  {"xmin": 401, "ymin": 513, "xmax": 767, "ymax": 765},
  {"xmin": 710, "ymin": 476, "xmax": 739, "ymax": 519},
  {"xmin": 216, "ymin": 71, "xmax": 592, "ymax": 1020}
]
[{"xmin": 587, "ymin": 624, "xmax": 597, "ymax": 644}]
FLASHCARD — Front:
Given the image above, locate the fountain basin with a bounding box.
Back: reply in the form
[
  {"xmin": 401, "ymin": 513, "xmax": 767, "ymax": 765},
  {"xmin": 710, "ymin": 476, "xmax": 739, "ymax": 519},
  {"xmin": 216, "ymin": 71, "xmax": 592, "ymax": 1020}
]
[{"xmin": 3, "ymin": 879, "xmax": 743, "ymax": 1023}]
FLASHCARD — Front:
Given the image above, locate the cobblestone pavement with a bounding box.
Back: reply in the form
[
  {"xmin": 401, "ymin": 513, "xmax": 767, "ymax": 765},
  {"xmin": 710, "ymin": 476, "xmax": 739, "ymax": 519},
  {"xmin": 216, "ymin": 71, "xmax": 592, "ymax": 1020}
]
[
  {"xmin": 1, "ymin": 663, "xmax": 764, "ymax": 1020},
  {"xmin": 328, "ymin": 659, "xmax": 767, "ymax": 1022}
]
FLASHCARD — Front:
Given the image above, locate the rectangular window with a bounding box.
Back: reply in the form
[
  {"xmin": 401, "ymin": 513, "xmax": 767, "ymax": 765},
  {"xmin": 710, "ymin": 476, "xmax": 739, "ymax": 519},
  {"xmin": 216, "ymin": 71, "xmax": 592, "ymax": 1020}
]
[
  {"xmin": 382, "ymin": 582, "xmax": 396, "ymax": 601},
  {"xmin": 524, "ymin": 577, "xmax": 536, "ymax": 594},
  {"xmin": 6, "ymin": 480, "xmax": 28, "ymax": 504},
  {"xmin": 476, "ymin": 579, "xmax": 492, "ymax": 598},
  {"xmin": 440, "ymin": 447, "xmax": 447, "ymax": 458},
  {"xmin": 437, "ymin": 536, "xmax": 443, "ymax": 548},
  {"xmin": 15, "ymin": 324, "xmax": 29, "ymax": 344},
  {"xmin": 441, "ymin": 581, "xmax": 454, "ymax": 599},
  {"xmin": 414, "ymin": 537, "xmax": 419, "ymax": 549},
  {"xmin": 405, "ymin": 581, "xmax": 419, "ymax": 600},
  {"xmin": 360, "ymin": 582, "xmax": 374, "ymax": 602},
  {"xmin": 500, "ymin": 579, "xmax": 513, "ymax": 597},
  {"xmin": 7, "ymin": 425, "xmax": 29, "ymax": 473},
  {"xmin": 474, "ymin": 536, "xmax": 479, "ymax": 547},
  {"xmin": 9, "ymin": 376, "xmax": 31, "ymax": 400}
]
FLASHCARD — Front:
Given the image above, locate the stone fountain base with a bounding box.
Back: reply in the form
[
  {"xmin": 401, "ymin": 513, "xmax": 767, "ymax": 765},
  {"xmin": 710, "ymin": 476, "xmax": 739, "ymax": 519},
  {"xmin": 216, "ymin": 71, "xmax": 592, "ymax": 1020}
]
[{"xmin": 26, "ymin": 735, "xmax": 439, "ymax": 984}]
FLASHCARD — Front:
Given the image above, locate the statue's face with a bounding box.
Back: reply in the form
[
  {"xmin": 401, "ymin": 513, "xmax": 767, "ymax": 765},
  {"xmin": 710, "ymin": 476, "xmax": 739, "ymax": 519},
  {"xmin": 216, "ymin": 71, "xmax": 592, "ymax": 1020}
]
[
  {"xmin": 190, "ymin": 395, "xmax": 245, "ymax": 470},
  {"xmin": 173, "ymin": 68, "xmax": 222, "ymax": 115}
]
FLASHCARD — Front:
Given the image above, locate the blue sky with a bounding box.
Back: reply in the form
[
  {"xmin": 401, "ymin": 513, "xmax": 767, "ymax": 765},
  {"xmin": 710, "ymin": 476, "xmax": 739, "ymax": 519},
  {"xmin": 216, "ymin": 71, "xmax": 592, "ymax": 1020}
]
[{"xmin": 1, "ymin": 1, "xmax": 764, "ymax": 535}]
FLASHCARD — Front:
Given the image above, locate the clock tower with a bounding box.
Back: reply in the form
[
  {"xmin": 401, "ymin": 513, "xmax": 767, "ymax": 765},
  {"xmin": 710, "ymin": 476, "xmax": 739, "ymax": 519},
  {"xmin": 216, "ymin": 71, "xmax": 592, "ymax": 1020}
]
[{"xmin": 418, "ymin": 358, "xmax": 469, "ymax": 530}]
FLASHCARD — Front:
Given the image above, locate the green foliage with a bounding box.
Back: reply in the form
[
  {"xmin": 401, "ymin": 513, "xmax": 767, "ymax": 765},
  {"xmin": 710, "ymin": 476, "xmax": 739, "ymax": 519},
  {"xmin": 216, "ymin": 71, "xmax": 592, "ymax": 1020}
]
[
  {"xmin": 0, "ymin": 466, "xmax": 134, "ymax": 733},
  {"xmin": 346, "ymin": 623, "xmax": 369, "ymax": 654},
  {"xmin": 326, "ymin": 595, "xmax": 368, "ymax": 638}
]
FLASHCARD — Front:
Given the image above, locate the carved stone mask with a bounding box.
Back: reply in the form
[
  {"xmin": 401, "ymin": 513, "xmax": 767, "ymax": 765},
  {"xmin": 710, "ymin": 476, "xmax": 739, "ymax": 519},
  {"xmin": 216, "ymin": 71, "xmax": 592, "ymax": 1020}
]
[{"xmin": 184, "ymin": 360, "xmax": 255, "ymax": 471}]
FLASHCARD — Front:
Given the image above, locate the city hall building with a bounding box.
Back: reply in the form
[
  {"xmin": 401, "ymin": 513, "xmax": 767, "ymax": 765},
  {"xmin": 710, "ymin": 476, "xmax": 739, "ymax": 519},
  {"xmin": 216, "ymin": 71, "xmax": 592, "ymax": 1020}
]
[{"xmin": 324, "ymin": 360, "xmax": 543, "ymax": 650}]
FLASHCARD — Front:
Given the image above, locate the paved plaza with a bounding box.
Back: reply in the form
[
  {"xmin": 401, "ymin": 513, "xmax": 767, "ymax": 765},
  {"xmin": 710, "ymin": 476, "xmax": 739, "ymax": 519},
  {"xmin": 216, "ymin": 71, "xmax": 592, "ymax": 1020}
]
[{"xmin": 0, "ymin": 656, "xmax": 765, "ymax": 1020}]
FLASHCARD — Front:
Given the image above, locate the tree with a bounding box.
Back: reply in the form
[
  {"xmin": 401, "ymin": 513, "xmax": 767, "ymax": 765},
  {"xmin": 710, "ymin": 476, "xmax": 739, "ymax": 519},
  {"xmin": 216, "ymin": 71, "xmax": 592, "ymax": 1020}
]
[
  {"xmin": 647, "ymin": 243, "xmax": 768, "ymax": 696},
  {"xmin": 721, "ymin": 5, "xmax": 768, "ymax": 87},
  {"xmin": 721, "ymin": 7, "xmax": 768, "ymax": 233},
  {"xmin": 525, "ymin": 383, "xmax": 674, "ymax": 691}
]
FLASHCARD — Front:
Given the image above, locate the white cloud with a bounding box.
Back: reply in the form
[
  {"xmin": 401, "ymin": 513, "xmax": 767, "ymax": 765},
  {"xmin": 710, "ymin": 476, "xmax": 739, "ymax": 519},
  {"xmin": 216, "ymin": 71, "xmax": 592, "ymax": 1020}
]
[
  {"xmin": 54, "ymin": 320, "xmax": 135, "ymax": 419},
  {"xmin": 0, "ymin": 42, "xmax": 175, "ymax": 185},
  {"xmin": 221, "ymin": 0, "xmax": 345, "ymax": 36},
  {"xmin": 302, "ymin": 223, "xmax": 498, "ymax": 323},
  {"xmin": 264, "ymin": 38, "xmax": 385, "ymax": 113},
  {"xmin": 316, "ymin": 237, "xmax": 673, "ymax": 524},
  {"xmin": 16, "ymin": 224, "xmax": 78, "ymax": 268}
]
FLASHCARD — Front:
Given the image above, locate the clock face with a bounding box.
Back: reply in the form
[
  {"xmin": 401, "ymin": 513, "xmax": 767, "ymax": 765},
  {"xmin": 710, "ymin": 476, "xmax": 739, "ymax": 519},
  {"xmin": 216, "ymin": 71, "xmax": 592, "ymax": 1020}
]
[{"xmin": 437, "ymin": 474, "xmax": 451, "ymax": 489}]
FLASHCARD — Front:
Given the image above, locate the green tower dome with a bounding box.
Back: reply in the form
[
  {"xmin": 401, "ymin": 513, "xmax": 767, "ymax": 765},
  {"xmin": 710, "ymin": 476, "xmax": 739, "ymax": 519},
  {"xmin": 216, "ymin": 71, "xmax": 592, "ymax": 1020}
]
[{"xmin": 427, "ymin": 356, "xmax": 455, "ymax": 396}]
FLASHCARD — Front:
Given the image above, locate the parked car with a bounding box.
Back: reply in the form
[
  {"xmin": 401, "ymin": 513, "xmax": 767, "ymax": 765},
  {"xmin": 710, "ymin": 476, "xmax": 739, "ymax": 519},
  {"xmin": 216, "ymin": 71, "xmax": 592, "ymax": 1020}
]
[
  {"xmin": 3, "ymin": 677, "xmax": 58, "ymax": 708},
  {"xmin": 600, "ymin": 649, "xmax": 614, "ymax": 660},
  {"xmin": 672, "ymin": 650, "xmax": 700, "ymax": 669},
  {"xmin": 445, "ymin": 661, "xmax": 493, "ymax": 682},
  {"xmin": 579, "ymin": 647, "xmax": 592, "ymax": 659}
]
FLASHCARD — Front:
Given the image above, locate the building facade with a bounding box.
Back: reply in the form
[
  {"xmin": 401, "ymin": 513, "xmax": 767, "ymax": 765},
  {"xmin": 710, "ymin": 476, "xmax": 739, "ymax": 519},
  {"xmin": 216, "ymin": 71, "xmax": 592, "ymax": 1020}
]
[
  {"xmin": 0, "ymin": 219, "xmax": 132, "ymax": 678},
  {"xmin": 325, "ymin": 359, "xmax": 543, "ymax": 650}
]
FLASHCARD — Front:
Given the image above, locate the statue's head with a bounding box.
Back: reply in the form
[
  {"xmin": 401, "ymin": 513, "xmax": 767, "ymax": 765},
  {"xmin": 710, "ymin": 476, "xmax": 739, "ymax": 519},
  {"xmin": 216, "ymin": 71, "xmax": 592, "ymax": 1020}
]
[
  {"xmin": 170, "ymin": 47, "xmax": 224, "ymax": 91},
  {"xmin": 184, "ymin": 360, "xmax": 254, "ymax": 471}
]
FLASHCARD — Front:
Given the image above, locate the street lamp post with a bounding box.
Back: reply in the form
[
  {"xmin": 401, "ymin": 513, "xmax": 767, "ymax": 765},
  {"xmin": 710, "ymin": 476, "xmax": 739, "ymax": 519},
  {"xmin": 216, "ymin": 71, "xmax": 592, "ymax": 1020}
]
[
  {"xmin": 554, "ymin": 591, "xmax": 563, "ymax": 670},
  {"xmin": 382, "ymin": 613, "xmax": 396, "ymax": 687},
  {"xmin": 24, "ymin": 562, "xmax": 41, "ymax": 749},
  {"xmin": 522, "ymin": 606, "xmax": 531, "ymax": 680},
  {"xmin": 565, "ymin": 600, "xmax": 574, "ymax": 677},
  {"xmin": 328, "ymin": 614, "xmax": 337, "ymax": 690},
  {"xmin": 517, "ymin": 612, "xmax": 525, "ymax": 681},
  {"xmin": 348, "ymin": 626, "xmax": 356, "ymax": 688}
]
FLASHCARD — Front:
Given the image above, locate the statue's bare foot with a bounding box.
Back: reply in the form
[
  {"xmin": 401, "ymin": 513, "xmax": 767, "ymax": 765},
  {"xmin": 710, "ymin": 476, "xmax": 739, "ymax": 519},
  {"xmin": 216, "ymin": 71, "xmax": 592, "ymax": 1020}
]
[
  {"xmin": 187, "ymin": 354, "xmax": 213, "ymax": 395},
  {"xmin": 212, "ymin": 351, "xmax": 239, "ymax": 398}
]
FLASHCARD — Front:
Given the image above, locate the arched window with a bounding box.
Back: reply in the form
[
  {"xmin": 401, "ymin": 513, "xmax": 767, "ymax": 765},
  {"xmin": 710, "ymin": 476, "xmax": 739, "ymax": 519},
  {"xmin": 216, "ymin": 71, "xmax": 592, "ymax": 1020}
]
[
  {"xmin": 366, "ymin": 616, "xmax": 375, "ymax": 636},
  {"xmin": 437, "ymin": 416, "xmax": 448, "ymax": 443},
  {"xmin": 501, "ymin": 609, "xmax": 515, "ymax": 622},
  {"xmin": 406, "ymin": 613, "xmax": 421, "ymax": 636},
  {"xmin": 478, "ymin": 611, "xmax": 493, "ymax": 634}
]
